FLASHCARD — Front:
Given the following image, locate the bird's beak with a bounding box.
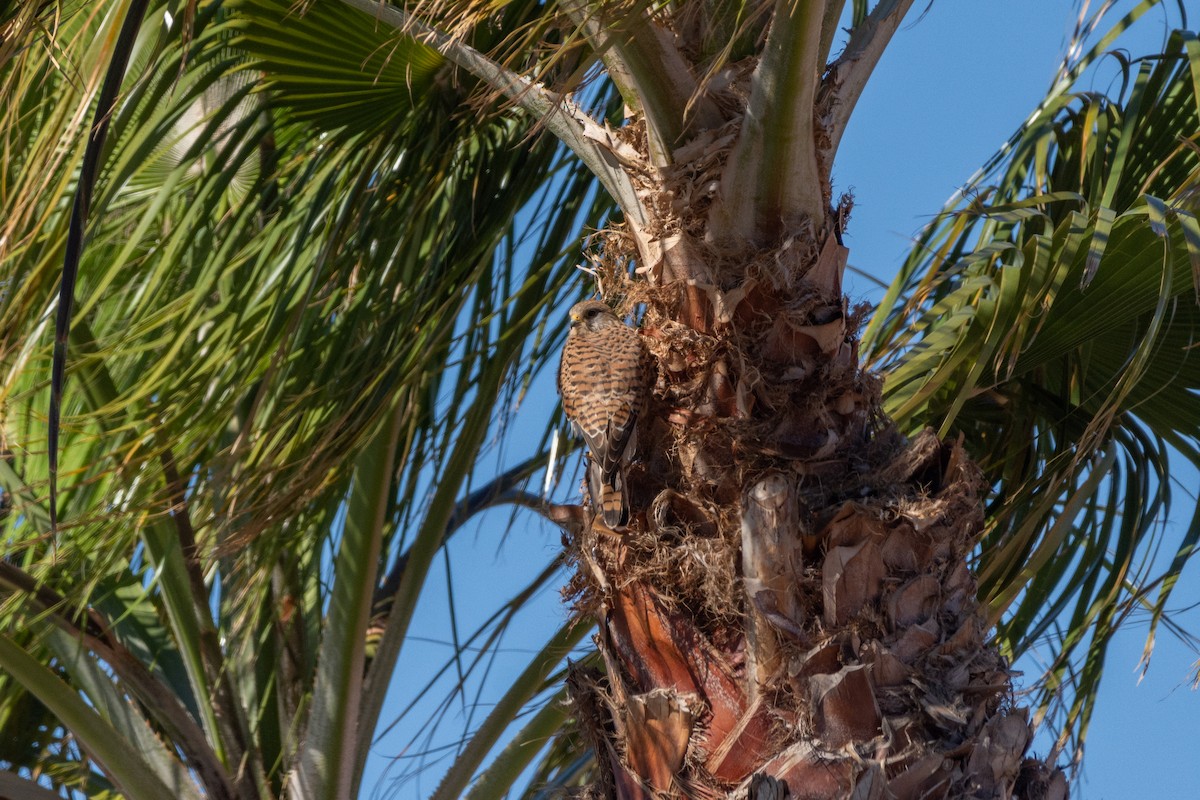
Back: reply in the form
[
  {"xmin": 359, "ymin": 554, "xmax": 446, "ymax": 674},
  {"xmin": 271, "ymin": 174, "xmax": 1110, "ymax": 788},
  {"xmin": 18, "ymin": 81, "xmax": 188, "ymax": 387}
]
[{"xmin": 569, "ymin": 309, "xmax": 581, "ymax": 324}]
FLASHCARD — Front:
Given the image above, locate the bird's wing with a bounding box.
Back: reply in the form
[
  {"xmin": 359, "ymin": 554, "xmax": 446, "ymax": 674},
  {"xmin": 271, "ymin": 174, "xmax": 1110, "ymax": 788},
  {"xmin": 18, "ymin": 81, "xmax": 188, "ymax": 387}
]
[{"xmin": 560, "ymin": 330, "xmax": 646, "ymax": 477}]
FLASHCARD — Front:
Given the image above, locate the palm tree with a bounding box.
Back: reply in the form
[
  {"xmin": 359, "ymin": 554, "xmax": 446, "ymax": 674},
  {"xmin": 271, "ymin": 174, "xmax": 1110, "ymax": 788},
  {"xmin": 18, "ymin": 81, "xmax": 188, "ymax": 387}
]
[{"xmin": 0, "ymin": 0, "xmax": 1196, "ymax": 798}]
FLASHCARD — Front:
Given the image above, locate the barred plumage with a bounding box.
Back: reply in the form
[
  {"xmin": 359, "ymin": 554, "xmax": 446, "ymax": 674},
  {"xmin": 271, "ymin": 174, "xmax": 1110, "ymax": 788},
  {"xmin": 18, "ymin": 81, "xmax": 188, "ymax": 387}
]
[{"xmin": 558, "ymin": 300, "xmax": 651, "ymax": 527}]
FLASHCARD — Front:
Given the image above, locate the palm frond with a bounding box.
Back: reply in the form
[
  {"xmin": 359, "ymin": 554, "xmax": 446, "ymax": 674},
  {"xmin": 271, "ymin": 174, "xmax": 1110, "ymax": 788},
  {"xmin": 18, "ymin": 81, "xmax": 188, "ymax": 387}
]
[
  {"xmin": 865, "ymin": 25, "xmax": 1200, "ymax": 760},
  {"xmin": 0, "ymin": 0, "xmax": 617, "ymax": 795}
]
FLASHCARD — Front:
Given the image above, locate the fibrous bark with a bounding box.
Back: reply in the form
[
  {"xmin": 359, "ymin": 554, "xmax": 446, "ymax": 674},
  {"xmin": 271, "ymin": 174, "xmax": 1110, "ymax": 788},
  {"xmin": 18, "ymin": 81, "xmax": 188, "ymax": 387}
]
[
  {"xmin": 527, "ymin": 5, "xmax": 1069, "ymax": 797},
  {"xmin": 560, "ymin": 125, "xmax": 1065, "ymax": 799}
]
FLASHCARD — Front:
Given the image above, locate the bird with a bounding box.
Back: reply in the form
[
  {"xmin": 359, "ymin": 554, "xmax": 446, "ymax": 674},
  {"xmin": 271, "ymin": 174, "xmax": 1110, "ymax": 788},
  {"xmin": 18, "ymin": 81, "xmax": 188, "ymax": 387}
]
[{"xmin": 558, "ymin": 300, "xmax": 651, "ymax": 528}]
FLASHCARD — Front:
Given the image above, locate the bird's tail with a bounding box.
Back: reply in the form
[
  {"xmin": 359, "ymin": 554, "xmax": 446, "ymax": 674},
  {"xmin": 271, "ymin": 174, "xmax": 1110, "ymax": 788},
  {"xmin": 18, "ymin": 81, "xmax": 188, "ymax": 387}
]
[{"xmin": 587, "ymin": 461, "xmax": 627, "ymax": 528}]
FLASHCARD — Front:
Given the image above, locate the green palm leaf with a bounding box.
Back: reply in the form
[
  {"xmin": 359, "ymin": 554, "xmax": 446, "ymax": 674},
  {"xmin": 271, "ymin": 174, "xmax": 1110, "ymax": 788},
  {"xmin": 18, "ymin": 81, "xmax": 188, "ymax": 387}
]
[
  {"xmin": 3, "ymin": 0, "xmax": 1197, "ymax": 796},
  {"xmin": 0, "ymin": 0, "xmax": 615, "ymax": 796},
  {"xmin": 866, "ymin": 28, "xmax": 1200, "ymax": 759}
]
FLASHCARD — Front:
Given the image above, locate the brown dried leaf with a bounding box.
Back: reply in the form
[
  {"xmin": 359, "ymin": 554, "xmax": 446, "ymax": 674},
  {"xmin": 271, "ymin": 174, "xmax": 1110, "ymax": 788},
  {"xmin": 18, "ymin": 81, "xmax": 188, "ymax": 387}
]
[
  {"xmin": 965, "ymin": 713, "xmax": 1032, "ymax": 795},
  {"xmin": 939, "ymin": 617, "xmax": 981, "ymax": 656},
  {"xmin": 762, "ymin": 314, "xmax": 846, "ymax": 364},
  {"xmin": 607, "ymin": 585, "xmax": 774, "ymax": 783},
  {"xmin": 619, "ymin": 690, "xmax": 696, "ymax": 793},
  {"xmin": 705, "ymin": 696, "xmax": 777, "ymax": 783},
  {"xmin": 879, "ymin": 427, "xmax": 943, "ymax": 487},
  {"xmin": 809, "ymin": 665, "xmax": 882, "ymax": 747},
  {"xmin": 609, "ymin": 585, "xmax": 701, "ymax": 695},
  {"xmin": 761, "ymin": 743, "xmax": 854, "ymax": 800},
  {"xmin": 886, "ymin": 754, "xmax": 951, "ymax": 800},
  {"xmin": 849, "ymin": 763, "xmax": 885, "ymax": 800},
  {"xmin": 879, "ymin": 523, "xmax": 929, "ymax": 572},
  {"xmin": 823, "ymin": 502, "xmax": 885, "ymax": 549},
  {"xmin": 887, "ymin": 576, "xmax": 940, "ymax": 629},
  {"xmin": 943, "ymin": 561, "xmax": 974, "ymax": 616},
  {"xmin": 1015, "ymin": 759, "xmax": 1070, "ymax": 800},
  {"xmin": 924, "ymin": 701, "xmax": 970, "ymax": 728},
  {"xmin": 809, "ymin": 235, "xmax": 849, "ymax": 299},
  {"xmin": 863, "ymin": 643, "xmax": 909, "ymax": 688},
  {"xmin": 823, "ymin": 540, "xmax": 886, "ymax": 625},
  {"xmin": 892, "ymin": 620, "xmax": 940, "ymax": 663},
  {"xmin": 708, "ymin": 279, "xmax": 752, "ymax": 325},
  {"xmin": 790, "ymin": 640, "xmax": 841, "ymax": 680}
]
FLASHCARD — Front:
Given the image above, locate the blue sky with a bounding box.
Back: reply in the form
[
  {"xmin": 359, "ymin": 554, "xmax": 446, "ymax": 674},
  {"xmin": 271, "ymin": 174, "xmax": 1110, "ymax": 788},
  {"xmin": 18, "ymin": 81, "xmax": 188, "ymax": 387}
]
[{"xmin": 366, "ymin": 2, "xmax": 1200, "ymax": 797}]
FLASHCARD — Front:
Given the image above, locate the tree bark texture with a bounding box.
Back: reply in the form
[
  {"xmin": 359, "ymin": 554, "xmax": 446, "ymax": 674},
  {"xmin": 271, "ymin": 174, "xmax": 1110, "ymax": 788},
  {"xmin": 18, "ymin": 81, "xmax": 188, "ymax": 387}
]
[
  {"xmin": 563, "ymin": 152, "xmax": 1067, "ymax": 798},
  {"xmin": 543, "ymin": 4, "xmax": 1072, "ymax": 792}
]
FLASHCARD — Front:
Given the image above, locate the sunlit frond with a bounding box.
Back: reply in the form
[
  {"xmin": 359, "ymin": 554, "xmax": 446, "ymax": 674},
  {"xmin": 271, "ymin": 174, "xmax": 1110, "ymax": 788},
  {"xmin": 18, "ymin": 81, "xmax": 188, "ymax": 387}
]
[
  {"xmin": 0, "ymin": 0, "xmax": 616, "ymax": 795},
  {"xmin": 866, "ymin": 26, "xmax": 1200, "ymax": 762}
]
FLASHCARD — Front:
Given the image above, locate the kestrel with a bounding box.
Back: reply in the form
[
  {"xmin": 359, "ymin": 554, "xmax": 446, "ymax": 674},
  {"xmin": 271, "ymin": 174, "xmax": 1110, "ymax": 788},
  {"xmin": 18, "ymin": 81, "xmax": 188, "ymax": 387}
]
[{"xmin": 558, "ymin": 300, "xmax": 651, "ymax": 528}]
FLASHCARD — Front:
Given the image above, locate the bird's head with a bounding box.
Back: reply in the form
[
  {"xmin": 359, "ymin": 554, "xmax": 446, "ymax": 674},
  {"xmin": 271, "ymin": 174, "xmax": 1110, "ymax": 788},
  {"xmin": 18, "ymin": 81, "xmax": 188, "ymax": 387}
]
[{"xmin": 568, "ymin": 300, "xmax": 619, "ymax": 332}]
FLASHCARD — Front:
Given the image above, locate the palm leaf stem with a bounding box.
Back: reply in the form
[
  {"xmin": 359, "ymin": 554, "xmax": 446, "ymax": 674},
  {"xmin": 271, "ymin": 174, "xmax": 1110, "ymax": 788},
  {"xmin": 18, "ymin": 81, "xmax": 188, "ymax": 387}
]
[
  {"xmin": 823, "ymin": 0, "xmax": 917, "ymax": 162},
  {"xmin": 0, "ymin": 633, "xmax": 179, "ymax": 800},
  {"xmin": 463, "ymin": 684, "xmax": 575, "ymax": 800},
  {"xmin": 710, "ymin": 0, "xmax": 827, "ymax": 245},
  {"xmin": 556, "ymin": 0, "xmax": 718, "ymax": 163},
  {"xmin": 289, "ymin": 399, "xmax": 406, "ymax": 800},
  {"xmin": 338, "ymin": 0, "xmax": 644, "ymax": 223},
  {"xmin": 49, "ymin": 0, "xmax": 150, "ymax": 534},
  {"xmin": 0, "ymin": 563, "xmax": 234, "ymax": 796},
  {"xmin": 431, "ymin": 616, "xmax": 592, "ymax": 800}
]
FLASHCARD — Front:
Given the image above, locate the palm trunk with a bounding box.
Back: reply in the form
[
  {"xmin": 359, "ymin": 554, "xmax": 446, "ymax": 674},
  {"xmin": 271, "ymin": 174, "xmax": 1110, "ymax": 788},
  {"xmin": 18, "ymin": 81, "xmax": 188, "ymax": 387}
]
[
  {"xmin": 565, "ymin": 209, "xmax": 1068, "ymax": 798},
  {"xmin": 368, "ymin": 1, "xmax": 1076, "ymax": 793}
]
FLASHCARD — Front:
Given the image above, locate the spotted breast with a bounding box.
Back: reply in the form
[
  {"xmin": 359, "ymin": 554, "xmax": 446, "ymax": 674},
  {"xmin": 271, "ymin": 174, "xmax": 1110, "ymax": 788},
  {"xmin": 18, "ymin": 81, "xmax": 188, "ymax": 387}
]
[{"xmin": 558, "ymin": 300, "xmax": 651, "ymax": 527}]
